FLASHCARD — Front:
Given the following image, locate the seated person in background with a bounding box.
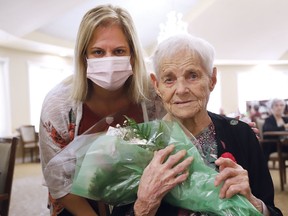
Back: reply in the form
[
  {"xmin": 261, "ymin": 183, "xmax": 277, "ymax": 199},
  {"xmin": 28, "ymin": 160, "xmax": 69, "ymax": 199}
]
[
  {"xmin": 112, "ymin": 34, "xmax": 282, "ymax": 216},
  {"xmin": 262, "ymin": 98, "xmax": 288, "ymax": 163},
  {"xmin": 250, "ymin": 104, "xmax": 262, "ymax": 123}
]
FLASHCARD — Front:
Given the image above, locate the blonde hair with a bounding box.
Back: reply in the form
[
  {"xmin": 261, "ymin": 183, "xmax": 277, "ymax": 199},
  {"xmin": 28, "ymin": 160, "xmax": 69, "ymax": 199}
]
[{"xmin": 71, "ymin": 4, "xmax": 149, "ymax": 103}]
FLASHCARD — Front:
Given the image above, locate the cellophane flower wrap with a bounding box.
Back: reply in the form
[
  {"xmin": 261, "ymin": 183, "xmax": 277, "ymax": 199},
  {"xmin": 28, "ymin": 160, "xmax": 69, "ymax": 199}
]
[{"xmin": 71, "ymin": 118, "xmax": 262, "ymax": 216}]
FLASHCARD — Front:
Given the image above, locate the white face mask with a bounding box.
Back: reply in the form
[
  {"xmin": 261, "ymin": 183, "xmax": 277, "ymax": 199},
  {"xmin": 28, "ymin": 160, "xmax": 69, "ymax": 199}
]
[{"xmin": 86, "ymin": 56, "xmax": 133, "ymax": 91}]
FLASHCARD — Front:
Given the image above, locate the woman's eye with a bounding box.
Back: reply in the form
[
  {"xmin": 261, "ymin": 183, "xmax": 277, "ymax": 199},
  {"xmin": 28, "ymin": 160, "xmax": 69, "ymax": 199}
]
[
  {"xmin": 114, "ymin": 49, "xmax": 126, "ymax": 56},
  {"xmin": 92, "ymin": 50, "xmax": 104, "ymax": 57}
]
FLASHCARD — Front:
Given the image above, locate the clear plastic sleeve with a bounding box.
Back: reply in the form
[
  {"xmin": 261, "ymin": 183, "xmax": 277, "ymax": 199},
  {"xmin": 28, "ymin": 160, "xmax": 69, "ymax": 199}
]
[{"xmin": 68, "ymin": 119, "xmax": 262, "ymax": 216}]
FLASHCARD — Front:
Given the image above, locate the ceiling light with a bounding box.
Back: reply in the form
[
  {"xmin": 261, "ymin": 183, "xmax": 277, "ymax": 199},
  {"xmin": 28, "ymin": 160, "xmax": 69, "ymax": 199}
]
[{"xmin": 157, "ymin": 11, "xmax": 188, "ymax": 44}]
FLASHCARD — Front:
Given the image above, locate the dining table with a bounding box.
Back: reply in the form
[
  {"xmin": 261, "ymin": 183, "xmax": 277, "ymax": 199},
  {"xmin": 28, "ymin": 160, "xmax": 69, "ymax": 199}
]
[{"xmin": 263, "ymin": 130, "xmax": 288, "ymax": 191}]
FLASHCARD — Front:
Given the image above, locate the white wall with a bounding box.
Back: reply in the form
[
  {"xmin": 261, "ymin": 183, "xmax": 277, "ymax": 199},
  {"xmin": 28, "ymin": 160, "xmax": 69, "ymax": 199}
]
[
  {"xmin": 2, "ymin": 46, "xmax": 288, "ymax": 161},
  {"xmin": 0, "ymin": 46, "xmax": 73, "ymax": 134},
  {"xmin": 217, "ymin": 65, "xmax": 250, "ymax": 114},
  {"xmin": 2, "ymin": 46, "xmax": 288, "ymax": 132},
  {"xmin": 217, "ymin": 64, "xmax": 288, "ymax": 115}
]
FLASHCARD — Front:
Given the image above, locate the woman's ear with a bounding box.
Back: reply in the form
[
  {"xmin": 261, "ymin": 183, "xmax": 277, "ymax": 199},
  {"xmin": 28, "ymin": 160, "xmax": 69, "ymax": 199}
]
[
  {"xmin": 209, "ymin": 67, "xmax": 217, "ymax": 91},
  {"xmin": 150, "ymin": 73, "xmax": 160, "ymax": 95}
]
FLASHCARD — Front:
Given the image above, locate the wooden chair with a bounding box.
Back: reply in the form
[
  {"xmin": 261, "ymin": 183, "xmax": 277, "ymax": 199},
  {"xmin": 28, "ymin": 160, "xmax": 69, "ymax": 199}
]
[
  {"xmin": 256, "ymin": 118, "xmax": 288, "ymax": 191},
  {"xmin": 273, "ymin": 138, "xmax": 288, "ymax": 191},
  {"xmin": 19, "ymin": 125, "xmax": 39, "ymax": 163},
  {"xmin": 0, "ymin": 137, "xmax": 18, "ymax": 216},
  {"xmin": 256, "ymin": 118, "xmax": 278, "ymax": 167}
]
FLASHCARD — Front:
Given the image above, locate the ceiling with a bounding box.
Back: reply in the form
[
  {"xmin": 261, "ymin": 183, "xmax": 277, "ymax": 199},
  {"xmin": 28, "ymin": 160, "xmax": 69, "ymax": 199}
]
[{"xmin": 1, "ymin": 0, "xmax": 288, "ymax": 61}]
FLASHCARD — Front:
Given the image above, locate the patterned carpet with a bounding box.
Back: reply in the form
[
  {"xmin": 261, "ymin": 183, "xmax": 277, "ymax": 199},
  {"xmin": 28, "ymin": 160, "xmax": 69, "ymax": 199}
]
[
  {"xmin": 9, "ymin": 163, "xmax": 49, "ymax": 216},
  {"xmin": 269, "ymin": 168, "xmax": 288, "ymax": 216},
  {"xmin": 9, "ymin": 163, "xmax": 288, "ymax": 216}
]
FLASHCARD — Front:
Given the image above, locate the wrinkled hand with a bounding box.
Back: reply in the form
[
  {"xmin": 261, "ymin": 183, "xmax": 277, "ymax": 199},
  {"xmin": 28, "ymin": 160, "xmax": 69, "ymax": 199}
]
[
  {"xmin": 214, "ymin": 157, "xmax": 263, "ymax": 212},
  {"xmin": 134, "ymin": 145, "xmax": 193, "ymax": 216}
]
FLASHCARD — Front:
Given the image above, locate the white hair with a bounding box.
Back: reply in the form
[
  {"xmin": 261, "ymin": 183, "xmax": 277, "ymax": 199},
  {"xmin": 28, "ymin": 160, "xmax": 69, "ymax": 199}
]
[{"xmin": 152, "ymin": 34, "xmax": 215, "ymax": 77}]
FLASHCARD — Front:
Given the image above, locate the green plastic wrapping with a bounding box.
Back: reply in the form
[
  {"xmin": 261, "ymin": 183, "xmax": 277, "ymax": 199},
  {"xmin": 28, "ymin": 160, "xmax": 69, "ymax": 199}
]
[{"xmin": 71, "ymin": 120, "xmax": 262, "ymax": 216}]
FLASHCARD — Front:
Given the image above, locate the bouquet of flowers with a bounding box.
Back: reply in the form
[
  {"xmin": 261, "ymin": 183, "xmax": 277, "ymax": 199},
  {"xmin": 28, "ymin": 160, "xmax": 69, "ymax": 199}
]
[{"xmin": 70, "ymin": 118, "xmax": 262, "ymax": 216}]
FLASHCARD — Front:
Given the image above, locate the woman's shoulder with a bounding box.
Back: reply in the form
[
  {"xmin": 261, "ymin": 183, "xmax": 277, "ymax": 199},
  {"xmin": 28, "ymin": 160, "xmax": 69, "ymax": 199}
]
[
  {"xmin": 263, "ymin": 115, "xmax": 275, "ymax": 124},
  {"xmin": 41, "ymin": 78, "xmax": 81, "ymax": 121},
  {"xmin": 42, "ymin": 78, "xmax": 75, "ymax": 107},
  {"xmin": 209, "ymin": 112, "xmax": 253, "ymax": 137},
  {"xmin": 209, "ymin": 112, "xmax": 246, "ymax": 126}
]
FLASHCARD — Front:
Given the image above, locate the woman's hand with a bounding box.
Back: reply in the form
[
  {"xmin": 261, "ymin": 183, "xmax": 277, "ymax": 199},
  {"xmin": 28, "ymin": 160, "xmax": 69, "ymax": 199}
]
[
  {"xmin": 235, "ymin": 115, "xmax": 260, "ymax": 139},
  {"xmin": 134, "ymin": 145, "xmax": 193, "ymax": 216},
  {"xmin": 214, "ymin": 157, "xmax": 263, "ymax": 213},
  {"xmin": 248, "ymin": 121, "xmax": 260, "ymax": 138}
]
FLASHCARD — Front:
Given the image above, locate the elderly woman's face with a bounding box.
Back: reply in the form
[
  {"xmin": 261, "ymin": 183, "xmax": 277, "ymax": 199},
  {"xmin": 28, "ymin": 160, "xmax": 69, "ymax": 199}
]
[
  {"xmin": 272, "ymin": 101, "xmax": 285, "ymax": 116},
  {"xmin": 152, "ymin": 51, "xmax": 216, "ymax": 120}
]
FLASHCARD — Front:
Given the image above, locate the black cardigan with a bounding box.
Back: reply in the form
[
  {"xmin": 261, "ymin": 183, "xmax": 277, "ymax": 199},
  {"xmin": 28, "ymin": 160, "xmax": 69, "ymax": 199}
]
[
  {"xmin": 112, "ymin": 112, "xmax": 283, "ymax": 216},
  {"xmin": 263, "ymin": 115, "xmax": 288, "ymax": 140}
]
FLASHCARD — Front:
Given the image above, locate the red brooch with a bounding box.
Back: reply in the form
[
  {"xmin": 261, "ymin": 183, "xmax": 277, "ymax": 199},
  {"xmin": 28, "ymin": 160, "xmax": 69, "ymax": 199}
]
[{"xmin": 221, "ymin": 152, "xmax": 237, "ymax": 163}]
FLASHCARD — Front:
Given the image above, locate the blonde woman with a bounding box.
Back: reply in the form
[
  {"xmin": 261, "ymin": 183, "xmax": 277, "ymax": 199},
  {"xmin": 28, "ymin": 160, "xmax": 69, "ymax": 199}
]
[{"xmin": 39, "ymin": 4, "xmax": 157, "ymax": 216}]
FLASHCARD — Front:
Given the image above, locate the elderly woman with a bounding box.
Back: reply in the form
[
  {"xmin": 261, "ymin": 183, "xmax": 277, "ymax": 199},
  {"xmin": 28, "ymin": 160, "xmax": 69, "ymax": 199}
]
[{"xmin": 112, "ymin": 34, "xmax": 282, "ymax": 216}]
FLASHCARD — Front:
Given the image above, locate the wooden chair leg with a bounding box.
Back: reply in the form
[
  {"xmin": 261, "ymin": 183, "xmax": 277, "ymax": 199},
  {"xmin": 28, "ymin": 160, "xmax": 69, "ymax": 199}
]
[
  {"xmin": 284, "ymin": 165, "xmax": 287, "ymax": 184},
  {"xmin": 279, "ymin": 160, "xmax": 285, "ymax": 191},
  {"xmin": 0, "ymin": 199, "xmax": 10, "ymax": 216},
  {"xmin": 31, "ymin": 149, "xmax": 34, "ymax": 162},
  {"xmin": 22, "ymin": 149, "xmax": 25, "ymax": 163},
  {"xmin": 276, "ymin": 140, "xmax": 285, "ymax": 191},
  {"xmin": 280, "ymin": 171, "xmax": 284, "ymax": 191}
]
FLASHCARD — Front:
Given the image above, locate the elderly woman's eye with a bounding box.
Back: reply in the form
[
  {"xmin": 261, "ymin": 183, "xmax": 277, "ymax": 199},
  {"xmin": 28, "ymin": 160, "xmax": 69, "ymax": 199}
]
[
  {"xmin": 189, "ymin": 72, "xmax": 198, "ymax": 80},
  {"xmin": 163, "ymin": 77, "xmax": 173, "ymax": 84}
]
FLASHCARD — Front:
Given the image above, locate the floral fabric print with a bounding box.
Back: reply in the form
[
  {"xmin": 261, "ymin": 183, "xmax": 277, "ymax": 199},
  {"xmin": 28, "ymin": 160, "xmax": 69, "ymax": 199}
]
[
  {"xmin": 177, "ymin": 123, "xmax": 218, "ymax": 216},
  {"xmin": 43, "ymin": 108, "xmax": 76, "ymax": 149},
  {"xmin": 195, "ymin": 123, "xmax": 217, "ymax": 169}
]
